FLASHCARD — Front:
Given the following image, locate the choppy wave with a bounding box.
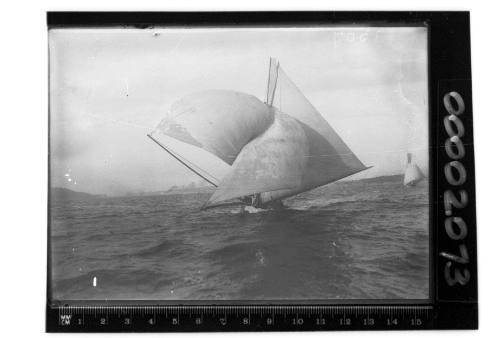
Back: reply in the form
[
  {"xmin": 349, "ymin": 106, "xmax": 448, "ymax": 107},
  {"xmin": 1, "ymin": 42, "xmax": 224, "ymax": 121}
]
[{"xmin": 50, "ymin": 175, "xmax": 429, "ymax": 300}]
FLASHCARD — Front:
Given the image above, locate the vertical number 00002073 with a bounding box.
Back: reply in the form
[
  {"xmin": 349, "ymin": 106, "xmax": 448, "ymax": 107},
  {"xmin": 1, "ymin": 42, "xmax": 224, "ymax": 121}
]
[{"xmin": 440, "ymin": 91, "xmax": 470, "ymax": 286}]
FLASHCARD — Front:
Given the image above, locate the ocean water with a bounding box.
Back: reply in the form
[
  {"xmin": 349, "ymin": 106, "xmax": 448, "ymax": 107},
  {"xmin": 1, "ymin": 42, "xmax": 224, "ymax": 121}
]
[{"xmin": 49, "ymin": 175, "xmax": 429, "ymax": 301}]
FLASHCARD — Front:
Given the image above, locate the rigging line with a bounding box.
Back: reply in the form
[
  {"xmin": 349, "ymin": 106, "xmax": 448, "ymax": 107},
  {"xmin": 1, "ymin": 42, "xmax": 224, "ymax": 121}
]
[
  {"xmin": 153, "ymin": 136, "xmax": 220, "ymax": 185},
  {"xmin": 159, "ymin": 142, "xmax": 221, "ymax": 183},
  {"xmin": 148, "ymin": 133, "xmax": 219, "ymax": 186},
  {"xmin": 147, "ymin": 134, "xmax": 219, "ymax": 187}
]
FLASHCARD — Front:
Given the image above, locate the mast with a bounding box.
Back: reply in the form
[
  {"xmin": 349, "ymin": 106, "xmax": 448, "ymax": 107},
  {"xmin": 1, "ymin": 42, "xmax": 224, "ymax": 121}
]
[
  {"xmin": 147, "ymin": 134, "xmax": 219, "ymax": 187},
  {"xmin": 265, "ymin": 58, "xmax": 271, "ymax": 103},
  {"xmin": 266, "ymin": 57, "xmax": 279, "ymax": 106}
]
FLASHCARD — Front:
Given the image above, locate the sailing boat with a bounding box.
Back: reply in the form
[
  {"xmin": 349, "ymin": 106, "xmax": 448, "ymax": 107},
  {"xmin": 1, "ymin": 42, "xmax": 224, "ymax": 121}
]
[
  {"xmin": 148, "ymin": 58, "xmax": 369, "ymax": 210},
  {"xmin": 403, "ymin": 153, "xmax": 424, "ymax": 186}
]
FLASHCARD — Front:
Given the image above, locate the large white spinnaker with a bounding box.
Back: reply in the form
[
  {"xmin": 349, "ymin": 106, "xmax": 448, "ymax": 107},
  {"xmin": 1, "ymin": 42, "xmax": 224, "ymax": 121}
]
[
  {"xmin": 154, "ymin": 90, "xmax": 274, "ymax": 165},
  {"xmin": 149, "ymin": 90, "xmax": 274, "ymax": 187}
]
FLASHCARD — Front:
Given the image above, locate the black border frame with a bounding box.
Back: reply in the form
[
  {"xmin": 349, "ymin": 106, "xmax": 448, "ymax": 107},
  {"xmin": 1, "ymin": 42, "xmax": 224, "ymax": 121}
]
[{"xmin": 46, "ymin": 11, "xmax": 477, "ymax": 331}]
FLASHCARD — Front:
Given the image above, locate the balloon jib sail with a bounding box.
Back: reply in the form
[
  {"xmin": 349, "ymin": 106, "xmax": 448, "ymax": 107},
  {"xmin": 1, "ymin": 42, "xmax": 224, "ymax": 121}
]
[{"xmin": 148, "ymin": 58, "xmax": 370, "ymax": 210}]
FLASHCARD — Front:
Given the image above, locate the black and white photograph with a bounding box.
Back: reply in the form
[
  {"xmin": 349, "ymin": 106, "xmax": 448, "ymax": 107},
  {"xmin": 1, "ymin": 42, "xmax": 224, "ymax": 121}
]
[
  {"xmin": 48, "ymin": 25, "xmax": 430, "ymax": 302},
  {"xmin": 1, "ymin": 2, "xmax": 493, "ymax": 334}
]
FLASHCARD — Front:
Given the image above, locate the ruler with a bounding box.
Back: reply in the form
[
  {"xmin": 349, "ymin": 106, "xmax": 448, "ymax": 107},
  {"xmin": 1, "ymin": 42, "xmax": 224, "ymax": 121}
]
[{"xmin": 47, "ymin": 304, "xmax": 434, "ymax": 331}]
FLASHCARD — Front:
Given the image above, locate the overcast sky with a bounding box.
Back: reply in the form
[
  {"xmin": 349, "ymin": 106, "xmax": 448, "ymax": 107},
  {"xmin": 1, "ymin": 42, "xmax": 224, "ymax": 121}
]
[{"xmin": 49, "ymin": 26, "xmax": 428, "ymax": 196}]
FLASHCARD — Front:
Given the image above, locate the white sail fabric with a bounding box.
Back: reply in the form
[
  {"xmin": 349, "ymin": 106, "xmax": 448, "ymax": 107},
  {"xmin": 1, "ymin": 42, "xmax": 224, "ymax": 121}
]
[
  {"xmin": 204, "ymin": 112, "xmax": 368, "ymax": 208},
  {"xmin": 272, "ymin": 61, "xmax": 366, "ymax": 171},
  {"xmin": 404, "ymin": 153, "xmax": 424, "ymax": 186},
  {"xmin": 204, "ymin": 113, "xmax": 306, "ymax": 206},
  {"xmin": 404, "ymin": 164, "xmax": 423, "ymax": 186},
  {"xmin": 153, "ymin": 90, "xmax": 274, "ymax": 165}
]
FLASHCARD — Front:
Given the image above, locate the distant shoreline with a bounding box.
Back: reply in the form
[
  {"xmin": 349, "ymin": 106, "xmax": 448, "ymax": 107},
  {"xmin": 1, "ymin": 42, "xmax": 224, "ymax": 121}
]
[{"xmin": 50, "ymin": 174, "xmax": 406, "ymax": 201}]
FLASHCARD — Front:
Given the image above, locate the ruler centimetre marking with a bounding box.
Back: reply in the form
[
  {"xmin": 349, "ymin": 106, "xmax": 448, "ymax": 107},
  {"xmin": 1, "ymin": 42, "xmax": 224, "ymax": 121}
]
[{"xmin": 48, "ymin": 304, "xmax": 434, "ymax": 331}]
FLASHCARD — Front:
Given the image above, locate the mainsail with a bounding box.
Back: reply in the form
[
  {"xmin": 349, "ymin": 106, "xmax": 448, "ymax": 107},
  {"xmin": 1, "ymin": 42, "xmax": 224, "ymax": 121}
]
[
  {"xmin": 151, "ymin": 58, "xmax": 369, "ymax": 209},
  {"xmin": 404, "ymin": 153, "xmax": 424, "ymax": 186}
]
